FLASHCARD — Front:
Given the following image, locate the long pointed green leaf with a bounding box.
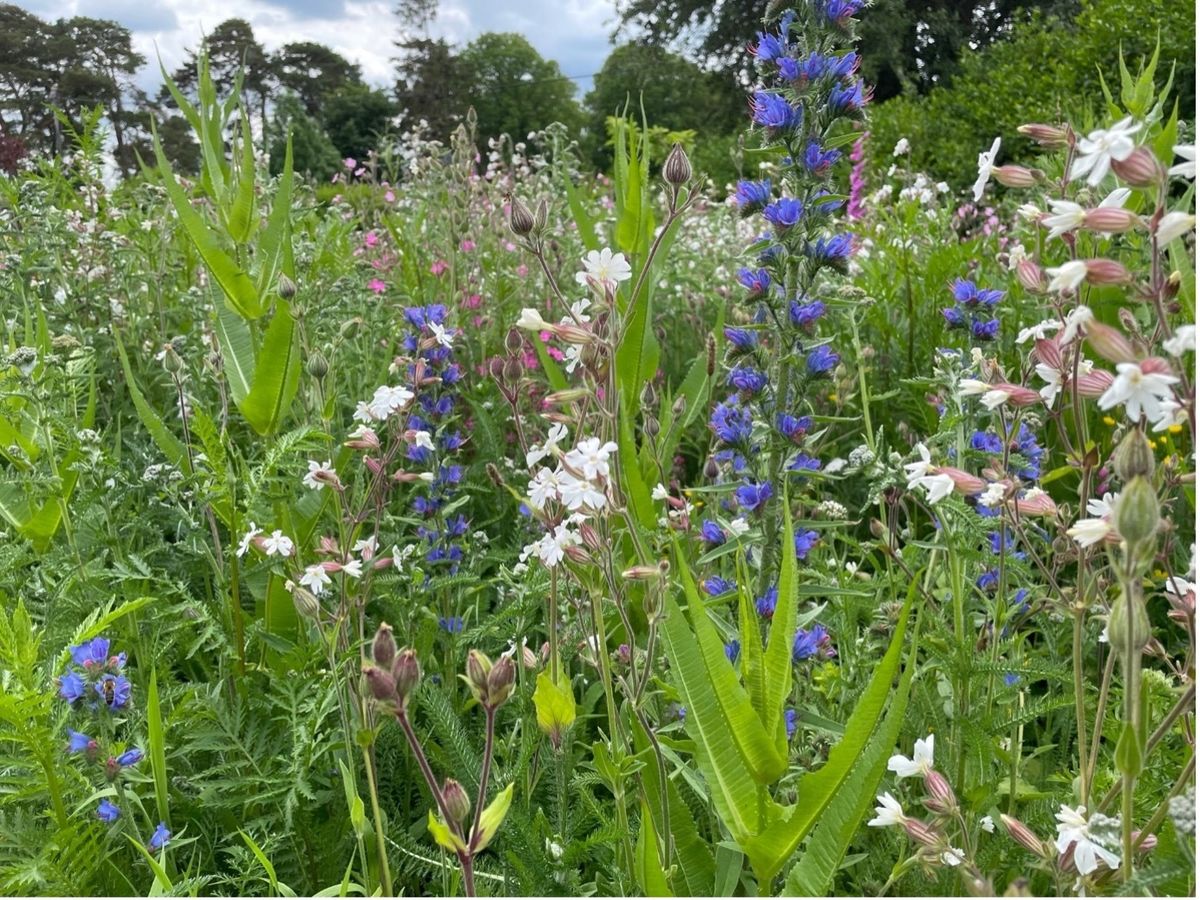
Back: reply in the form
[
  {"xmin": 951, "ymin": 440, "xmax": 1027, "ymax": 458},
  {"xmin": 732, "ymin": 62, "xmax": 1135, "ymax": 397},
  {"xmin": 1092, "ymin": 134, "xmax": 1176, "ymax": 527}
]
[
  {"xmin": 214, "ymin": 299, "xmax": 256, "ymax": 404},
  {"xmin": 115, "ymin": 338, "xmax": 190, "ymax": 474},
  {"xmin": 257, "ymin": 133, "xmax": 295, "ymax": 298},
  {"xmin": 635, "ymin": 801, "xmax": 673, "ymax": 897},
  {"xmin": 241, "ymin": 301, "xmax": 300, "ymax": 435},
  {"xmin": 762, "ymin": 496, "xmax": 798, "ymax": 741}
]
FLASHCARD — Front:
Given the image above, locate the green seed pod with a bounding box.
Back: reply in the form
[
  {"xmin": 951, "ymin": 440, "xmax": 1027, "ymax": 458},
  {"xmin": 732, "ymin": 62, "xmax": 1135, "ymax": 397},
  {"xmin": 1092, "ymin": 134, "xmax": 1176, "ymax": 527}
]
[
  {"xmin": 161, "ymin": 344, "xmax": 184, "ymax": 374},
  {"xmin": 486, "ymin": 655, "xmax": 516, "ymax": 709},
  {"xmin": 372, "ymin": 622, "xmax": 397, "ymax": 668},
  {"xmin": 391, "ymin": 649, "xmax": 422, "ymax": 707},
  {"xmin": 1114, "ymin": 476, "xmax": 1160, "ymax": 547},
  {"xmin": 1108, "ymin": 588, "xmax": 1151, "ymax": 657},
  {"xmin": 306, "ymin": 351, "xmax": 329, "ymax": 380},
  {"xmin": 466, "ymin": 649, "xmax": 492, "ymax": 704},
  {"xmin": 277, "ymin": 274, "xmax": 297, "ymax": 299},
  {"xmin": 441, "ymin": 778, "xmax": 471, "ymax": 825},
  {"xmin": 1114, "ymin": 428, "xmax": 1155, "ymax": 482}
]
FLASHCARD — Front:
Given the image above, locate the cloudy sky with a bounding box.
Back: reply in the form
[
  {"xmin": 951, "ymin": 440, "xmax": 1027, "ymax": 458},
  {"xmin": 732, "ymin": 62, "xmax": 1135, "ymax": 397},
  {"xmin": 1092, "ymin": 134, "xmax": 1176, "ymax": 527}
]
[{"xmin": 17, "ymin": 0, "xmax": 622, "ymax": 94}]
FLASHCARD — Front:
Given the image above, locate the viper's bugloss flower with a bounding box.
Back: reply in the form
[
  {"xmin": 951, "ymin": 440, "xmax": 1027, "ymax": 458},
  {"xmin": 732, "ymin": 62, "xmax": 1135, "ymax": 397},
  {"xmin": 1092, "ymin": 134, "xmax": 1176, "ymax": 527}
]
[
  {"xmin": 724, "ymin": 327, "xmax": 759, "ymax": 351},
  {"xmin": 777, "ymin": 413, "xmax": 812, "ymax": 441},
  {"xmin": 752, "ymin": 30, "xmax": 788, "ymax": 64},
  {"xmin": 751, "ymin": 91, "xmax": 801, "ymax": 132},
  {"xmin": 977, "ymin": 569, "xmax": 1000, "ymax": 592},
  {"xmin": 737, "ymin": 267, "xmax": 771, "ymax": 295},
  {"xmin": 700, "ymin": 520, "xmax": 727, "ymax": 545},
  {"xmin": 438, "ymin": 616, "xmax": 464, "ymax": 634},
  {"xmin": 729, "ymin": 367, "xmax": 768, "ymax": 393},
  {"xmin": 807, "ymin": 234, "xmax": 854, "ymax": 266},
  {"xmin": 711, "ymin": 397, "xmax": 754, "ymax": 444},
  {"xmin": 971, "ymin": 318, "xmax": 1000, "ymax": 341},
  {"xmin": 794, "ymin": 529, "xmax": 820, "ymax": 559},
  {"xmin": 703, "ymin": 576, "xmax": 736, "ymax": 596},
  {"xmin": 1012, "ymin": 423, "xmax": 1045, "ymax": 480},
  {"xmin": 148, "ymin": 822, "xmax": 171, "ymax": 851},
  {"xmin": 725, "ymin": 639, "xmax": 741, "ymax": 663},
  {"xmin": 793, "ymin": 623, "xmax": 832, "ymax": 661},
  {"xmin": 789, "ymin": 298, "xmax": 826, "ymax": 328},
  {"xmin": 97, "ymin": 799, "xmax": 120, "ymax": 822},
  {"xmin": 66, "ymin": 729, "xmax": 95, "ymax": 754},
  {"xmin": 763, "ymin": 197, "xmax": 804, "ymax": 231},
  {"xmin": 59, "ymin": 671, "xmax": 86, "ymax": 704},
  {"xmin": 734, "ymin": 179, "xmax": 772, "ymax": 213},
  {"xmin": 789, "ymin": 454, "xmax": 822, "ymax": 473},
  {"xmin": 735, "ymin": 480, "xmax": 773, "ymax": 512},
  {"xmin": 70, "ymin": 637, "xmax": 112, "ymax": 669},
  {"xmin": 116, "ymin": 748, "xmax": 144, "ymax": 767},
  {"xmin": 95, "ymin": 674, "xmax": 131, "ymax": 710},
  {"xmin": 823, "ymin": 0, "xmax": 865, "ymax": 26},
  {"xmin": 785, "ymin": 708, "xmax": 798, "ymax": 738},
  {"xmin": 828, "ymin": 79, "xmax": 867, "ymax": 113},
  {"xmin": 811, "ymin": 190, "xmax": 844, "ymax": 215},
  {"xmin": 970, "ymin": 431, "xmax": 1003, "ymax": 454},
  {"xmin": 803, "ymin": 141, "xmax": 841, "ymax": 175},
  {"xmin": 756, "ymin": 586, "xmax": 778, "ymax": 618},
  {"xmin": 951, "ymin": 279, "xmax": 1004, "ymax": 307},
  {"xmin": 806, "ymin": 345, "xmax": 840, "ymax": 375}
]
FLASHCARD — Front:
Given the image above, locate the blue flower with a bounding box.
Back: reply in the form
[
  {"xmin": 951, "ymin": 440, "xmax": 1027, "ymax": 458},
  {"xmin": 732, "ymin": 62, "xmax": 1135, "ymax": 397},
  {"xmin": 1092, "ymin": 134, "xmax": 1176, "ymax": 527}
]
[
  {"xmin": 96, "ymin": 799, "xmax": 120, "ymax": 823},
  {"xmin": 785, "ymin": 708, "xmax": 798, "ymax": 739},
  {"xmin": 755, "ymin": 587, "xmax": 778, "ymax": 618},
  {"xmin": 1003, "ymin": 673, "xmax": 1021, "ymax": 688},
  {"xmin": 976, "ymin": 569, "xmax": 1000, "ymax": 592},
  {"xmin": 970, "ymin": 431, "xmax": 1003, "ymax": 454},
  {"xmin": 66, "ymin": 729, "xmax": 94, "ymax": 754},
  {"xmin": 789, "ymin": 299, "xmax": 826, "ymax": 329},
  {"xmin": 700, "ymin": 520, "xmax": 727, "ymax": 546},
  {"xmin": 702, "ymin": 576, "xmax": 736, "ymax": 596},
  {"xmin": 70, "ymin": 637, "xmax": 110, "ymax": 668},
  {"xmin": 777, "ymin": 414, "xmax": 812, "ymax": 441},
  {"xmin": 807, "ymin": 234, "xmax": 854, "ymax": 266},
  {"xmin": 950, "ymin": 279, "xmax": 1004, "ymax": 307},
  {"xmin": 763, "ymin": 197, "xmax": 804, "ymax": 231},
  {"xmin": 94, "ymin": 674, "xmax": 131, "ymax": 710},
  {"xmin": 942, "ymin": 307, "xmax": 967, "ymax": 327},
  {"xmin": 438, "ymin": 616, "xmax": 464, "ymax": 634},
  {"xmin": 737, "ymin": 267, "xmax": 771, "ymax": 295},
  {"xmin": 710, "ymin": 397, "xmax": 754, "ymax": 444},
  {"xmin": 794, "ymin": 529, "xmax": 820, "ymax": 559},
  {"xmin": 1013, "ymin": 423, "xmax": 1044, "ymax": 480},
  {"xmin": 116, "ymin": 748, "xmax": 144, "ymax": 767},
  {"xmin": 403, "ymin": 305, "xmax": 448, "ymax": 329},
  {"xmin": 750, "ymin": 91, "xmax": 801, "ymax": 131},
  {"xmin": 723, "ymin": 327, "xmax": 758, "ymax": 351},
  {"xmin": 728, "ymin": 367, "xmax": 768, "ymax": 393},
  {"xmin": 58, "ymin": 671, "xmax": 86, "ymax": 704},
  {"xmin": 752, "ymin": 30, "xmax": 787, "ymax": 63},
  {"xmin": 788, "ymin": 454, "xmax": 822, "ymax": 473},
  {"xmin": 805, "ymin": 345, "xmax": 840, "ymax": 375},
  {"xmin": 828, "ymin": 79, "xmax": 867, "ymax": 113},
  {"xmin": 823, "ymin": 0, "xmax": 865, "ymax": 25},
  {"xmin": 971, "ymin": 319, "xmax": 1000, "ymax": 341},
  {"xmin": 733, "ymin": 179, "xmax": 772, "ymax": 213},
  {"xmin": 1013, "ymin": 588, "xmax": 1031, "ymax": 616},
  {"xmin": 803, "ymin": 141, "xmax": 841, "ymax": 175},
  {"xmin": 735, "ymin": 481, "xmax": 773, "ymax": 512},
  {"xmin": 793, "ymin": 623, "xmax": 830, "ymax": 661},
  {"xmin": 148, "ymin": 822, "xmax": 171, "ymax": 851},
  {"xmin": 725, "ymin": 639, "xmax": 741, "ymax": 663},
  {"xmin": 811, "ymin": 190, "xmax": 845, "ymax": 214}
]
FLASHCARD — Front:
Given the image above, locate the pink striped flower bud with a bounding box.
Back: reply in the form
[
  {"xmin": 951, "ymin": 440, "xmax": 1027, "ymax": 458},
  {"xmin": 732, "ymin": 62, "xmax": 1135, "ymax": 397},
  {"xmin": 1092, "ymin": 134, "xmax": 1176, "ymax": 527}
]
[
  {"xmin": 1015, "ymin": 489, "xmax": 1058, "ymax": 517},
  {"xmin": 579, "ymin": 522, "xmax": 603, "ymax": 553},
  {"xmin": 1032, "ymin": 336, "xmax": 1063, "ymax": 369},
  {"xmin": 1139, "ymin": 356, "xmax": 1174, "ymax": 376},
  {"xmin": 1111, "ymin": 146, "xmax": 1165, "ymax": 187},
  {"xmin": 1082, "ymin": 207, "xmax": 1141, "ymax": 234},
  {"xmin": 1016, "ymin": 259, "xmax": 1046, "ymax": 292},
  {"xmin": 997, "ymin": 384, "xmax": 1044, "ymax": 407},
  {"xmin": 904, "ymin": 817, "xmax": 942, "ymax": 848},
  {"xmin": 993, "ymin": 165, "xmax": 1041, "ymax": 187},
  {"xmin": 1000, "ymin": 814, "xmax": 1048, "ymax": 856},
  {"xmin": 363, "ymin": 457, "xmax": 383, "ymax": 476},
  {"xmin": 1017, "ymin": 123, "xmax": 1069, "ymax": 147},
  {"xmin": 1071, "ymin": 369, "xmax": 1115, "ymax": 397},
  {"xmin": 1086, "ymin": 322, "xmax": 1137, "ymax": 364},
  {"xmin": 939, "ymin": 466, "xmax": 988, "ymax": 496},
  {"xmin": 345, "ymin": 428, "xmax": 381, "ymax": 450},
  {"xmin": 554, "ymin": 324, "xmax": 597, "ymax": 345},
  {"xmin": 1084, "ymin": 259, "xmax": 1132, "ymax": 285},
  {"xmin": 564, "ymin": 544, "xmax": 592, "ymax": 565},
  {"xmin": 923, "ymin": 769, "xmax": 958, "ymax": 813}
]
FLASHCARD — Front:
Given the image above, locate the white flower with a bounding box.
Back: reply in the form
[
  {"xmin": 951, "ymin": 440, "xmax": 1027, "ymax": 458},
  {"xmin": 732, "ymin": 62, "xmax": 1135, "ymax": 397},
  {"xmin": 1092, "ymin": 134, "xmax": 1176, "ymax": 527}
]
[
  {"xmin": 527, "ymin": 467, "xmax": 563, "ymax": 511},
  {"xmin": 1069, "ymin": 117, "xmax": 1139, "ymax": 186},
  {"xmin": 941, "ymin": 848, "xmax": 965, "ymax": 867},
  {"xmin": 392, "ymin": 543, "xmax": 416, "ymax": 570},
  {"xmin": 1098, "ymin": 363, "xmax": 1180, "ymax": 422},
  {"xmin": 526, "ymin": 423, "xmax": 569, "ymax": 468},
  {"xmin": 903, "ymin": 443, "xmax": 936, "ymax": 484},
  {"xmin": 353, "ymin": 535, "xmax": 378, "ymax": 559},
  {"xmin": 1046, "ymin": 260, "xmax": 1088, "ymax": 294},
  {"xmin": 576, "ymin": 248, "xmax": 632, "ymax": 288},
  {"xmin": 1017, "ymin": 318, "xmax": 1061, "ymax": 344},
  {"xmin": 1061, "ymin": 305, "xmax": 1095, "ymax": 342},
  {"xmin": 534, "ymin": 524, "xmax": 581, "ymax": 567},
  {"xmin": 1151, "ymin": 398, "xmax": 1188, "ymax": 432},
  {"xmin": 1042, "ymin": 200, "xmax": 1086, "ymax": 240},
  {"xmin": 1054, "ymin": 805, "xmax": 1121, "ymax": 875},
  {"xmin": 413, "ymin": 431, "xmax": 435, "ymax": 451},
  {"xmin": 957, "ymin": 379, "xmax": 990, "ymax": 398},
  {"xmin": 300, "ymin": 563, "xmax": 332, "ymax": 596},
  {"xmin": 341, "ymin": 559, "xmax": 363, "ymax": 579},
  {"xmin": 916, "ymin": 473, "xmax": 955, "ymax": 504},
  {"xmin": 728, "ymin": 517, "xmax": 750, "ymax": 537},
  {"xmin": 1168, "ymin": 144, "xmax": 1195, "ymax": 179},
  {"xmin": 1087, "ymin": 493, "xmax": 1115, "ymax": 518},
  {"xmin": 263, "ymin": 530, "xmax": 294, "ymax": 557},
  {"xmin": 1164, "ymin": 573, "xmax": 1196, "ymax": 600},
  {"xmin": 362, "ymin": 385, "xmax": 414, "ymax": 421},
  {"xmin": 303, "ymin": 460, "xmax": 335, "ymax": 490},
  {"xmin": 893, "ymin": 137, "xmax": 910, "ymax": 156},
  {"xmin": 428, "ymin": 322, "xmax": 454, "ymax": 348},
  {"xmin": 972, "ymin": 137, "xmax": 1002, "ymax": 202},
  {"xmin": 651, "ymin": 482, "xmax": 670, "ymax": 501},
  {"xmin": 516, "ymin": 308, "xmax": 551, "ymax": 331},
  {"xmin": 1068, "ymin": 517, "xmax": 1112, "ymax": 548},
  {"xmin": 978, "ymin": 482, "xmax": 1007, "ymax": 508},
  {"xmin": 564, "ymin": 437, "xmax": 619, "ymax": 481},
  {"xmin": 887, "ymin": 734, "xmax": 935, "ymax": 779},
  {"xmin": 1156, "ymin": 211, "xmax": 1195, "ymax": 245},
  {"xmin": 558, "ymin": 473, "xmax": 607, "ymax": 511},
  {"xmin": 867, "ymin": 792, "xmax": 907, "ymax": 828},
  {"xmin": 1163, "ymin": 324, "xmax": 1196, "ymax": 357},
  {"xmin": 980, "ymin": 815, "xmax": 995, "ymax": 834},
  {"xmin": 237, "ymin": 523, "xmax": 262, "ymax": 557}
]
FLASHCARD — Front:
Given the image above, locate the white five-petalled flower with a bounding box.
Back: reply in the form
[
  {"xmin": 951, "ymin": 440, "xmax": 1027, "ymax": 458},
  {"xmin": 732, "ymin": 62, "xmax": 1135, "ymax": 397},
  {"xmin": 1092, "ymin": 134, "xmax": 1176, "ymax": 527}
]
[
  {"xmin": 237, "ymin": 523, "xmax": 262, "ymax": 557},
  {"xmin": 1068, "ymin": 117, "xmax": 1139, "ymax": 186},
  {"xmin": 887, "ymin": 734, "xmax": 936, "ymax": 779},
  {"xmin": 867, "ymin": 792, "xmax": 907, "ymax": 828},
  {"xmin": 303, "ymin": 460, "xmax": 337, "ymax": 490},
  {"xmin": 1054, "ymin": 805, "xmax": 1121, "ymax": 875},
  {"xmin": 576, "ymin": 248, "xmax": 632, "ymax": 290},
  {"xmin": 972, "ymin": 137, "xmax": 1002, "ymax": 202},
  {"xmin": 1097, "ymin": 363, "xmax": 1180, "ymax": 422}
]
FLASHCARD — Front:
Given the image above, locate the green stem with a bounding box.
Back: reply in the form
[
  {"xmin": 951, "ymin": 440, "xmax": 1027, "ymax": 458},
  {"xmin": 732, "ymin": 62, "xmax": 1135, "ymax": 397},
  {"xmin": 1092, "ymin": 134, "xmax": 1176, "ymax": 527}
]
[{"xmin": 361, "ymin": 742, "xmax": 394, "ymax": 896}]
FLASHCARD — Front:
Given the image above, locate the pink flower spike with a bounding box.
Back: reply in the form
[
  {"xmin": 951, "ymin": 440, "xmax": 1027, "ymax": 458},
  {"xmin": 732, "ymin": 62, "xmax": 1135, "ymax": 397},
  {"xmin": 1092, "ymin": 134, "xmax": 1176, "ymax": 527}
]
[{"xmin": 368, "ymin": 278, "xmax": 387, "ymax": 294}]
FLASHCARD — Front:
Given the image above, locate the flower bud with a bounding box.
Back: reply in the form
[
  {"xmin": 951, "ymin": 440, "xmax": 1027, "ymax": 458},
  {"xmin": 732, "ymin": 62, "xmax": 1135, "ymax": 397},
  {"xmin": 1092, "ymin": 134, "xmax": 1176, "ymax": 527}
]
[
  {"xmin": 622, "ymin": 565, "xmax": 663, "ymax": 581},
  {"xmin": 392, "ymin": 649, "xmax": 422, "ymax": 707},
  {"xmin": 1083, "ymin": 259, "xmax": 1132, "ymax": 285},
  {"xmin": 671, "ymin": 394, "xmax": 687, "ymax": 417},
  {"xmin": 663, "ymin": 142, "xmax": 692, "ymax": 186},
  {"xmin": 579, "ymin": 522, "xmax": 603, "ymax": 553},
  {"xmin": 486, "ymin": 655, "xmax": 516, "ymax": 708},
  {"xmin": 1114, "ymin": 428, "xmax": 1156, "ymax": 482},
  {"xmin": 1016, "ymin": 259, "xmax": 1046, "ymax": 292},
  {"xmin": 306, "ymin": 351, "xmax": 329, "ymax": 380},
  {"xmin": 1017, "ymin": 123, "xmax": 1069, "ymax": 147},
  {"xmin": 992, "ymin": 165, "xmax": 1041, "ymax": 188},
  {"xmin": 277, "ymin": 274, "xmax": 297, "ymax": 299},
  {"xmin": 292, "ymin": 586, "xmax": 321, "ymax": 621},
  {"xmin": 505, "ymin": 328, "xmax": 524, "ymax": 355},
  {"xmin": 503, "ymin": 357, "xmax": 525, "ymax": 384},
  {"xmin": 1001, "ymin": 814, "xmax": 1048, "ymax": 856},
  {"xmin": 160, "ymin": 344, "xmax": 184, "ymax": 375},
  {"xmin": 1085, "ymin": 322, "xmax": 1137, "ymax": 364},
  {"xmin": 923, "ymin": 769, "xmax": 958, "ymax": 814},
  {"xmin": 372, "ymin": 622, "xmax": 397, "ymax": 668},
  {"xmin": 644, "ymin": 416, "xmax": 660, "ymax": 438},
  {"xmin": 704, "ymin": 456, "xmax": 720, "ymax": 480},
  {"xmin": 904, "ymin": 817, "xmax": 942, "ymax": 848},
  {"xmin": 534, "ymin": 199, "xmax": 549, "ymax": 233},
  {"xmin": 643, "ymin": 587, "xmax": 663, "ymax": 622},
  {"xmin": 441, "ymin": 778, "xmax": 471, "ymax": 825},
  {"xmin": 466, "ymin": 649, "xmax": 492, "ymax": 703},
  {"xmin": 362, "ymin": 664, "xmax": 397, "ymax": 702},
  {"xmin": 1108, "ymin": 586, "xmax": 1152, "ymax": 656},
  {"xmin": 508, "ymin": 196, "xmax": 536, "ymax": 236},
  {"xmin": 1082, "ymin": 207, "xmax": 1141, "ymax": 234},
  {"xmin": 1114, "ymin": 476, "xmax": 1160, "ymax": 546},
  {"xmin": 1111, "ymin": 146, "xmax": 1165, "ymax": 187}
]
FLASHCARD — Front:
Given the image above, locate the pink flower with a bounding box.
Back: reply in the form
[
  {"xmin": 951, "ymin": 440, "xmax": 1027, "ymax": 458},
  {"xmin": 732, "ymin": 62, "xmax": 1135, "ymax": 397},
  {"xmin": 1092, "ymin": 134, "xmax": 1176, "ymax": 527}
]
[
  {"xmin": 547, "ymin": 347, "xmax": 565, "ymax": 361},
  {"xmin": 368, "ymin": 278, "xmax": 386, "ymax": 294},
  {"xmin": 460, "ymin": 239, "xmax": 476, "ymax": 252},
  {"xmin": 516, "ymin": 264, "xmax": 529, "ymax": 277},
  {"xmin": 343, "ymin": 158, "xmax": 356, "ymax": 169},
  {"xmin": 462, "ymin": 293, "xmax": 482, "ymax": 309},
  {"xmin": 364, "ymin": 231, "xmax": 378, "ymax": 247},
  {"xmin": 430, "ymin": 260, "xmax": 449, "ymax": 276},
  {"xmin": 384, "ymin": 190, "xmax": 395, "ymax": 203}
]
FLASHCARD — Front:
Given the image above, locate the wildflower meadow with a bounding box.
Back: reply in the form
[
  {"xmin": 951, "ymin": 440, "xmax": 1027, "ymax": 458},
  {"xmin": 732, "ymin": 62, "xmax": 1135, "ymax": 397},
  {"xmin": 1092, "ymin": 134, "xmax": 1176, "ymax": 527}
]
[{"xmin": 0, "ymin": 0, "xmax": 1195, "ymax": 896}]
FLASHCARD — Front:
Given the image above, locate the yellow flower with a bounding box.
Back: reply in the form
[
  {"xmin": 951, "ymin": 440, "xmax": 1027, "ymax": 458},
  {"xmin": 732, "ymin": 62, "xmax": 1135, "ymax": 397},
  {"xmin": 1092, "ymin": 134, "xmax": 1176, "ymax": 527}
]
[
  {"xmin": 1102, "ymin": 416, "xmax": 1117, "ymax": 426},
  {"xmin": 1168, "ymin": 423, "xmax": 1183, "ymax": 435}
]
